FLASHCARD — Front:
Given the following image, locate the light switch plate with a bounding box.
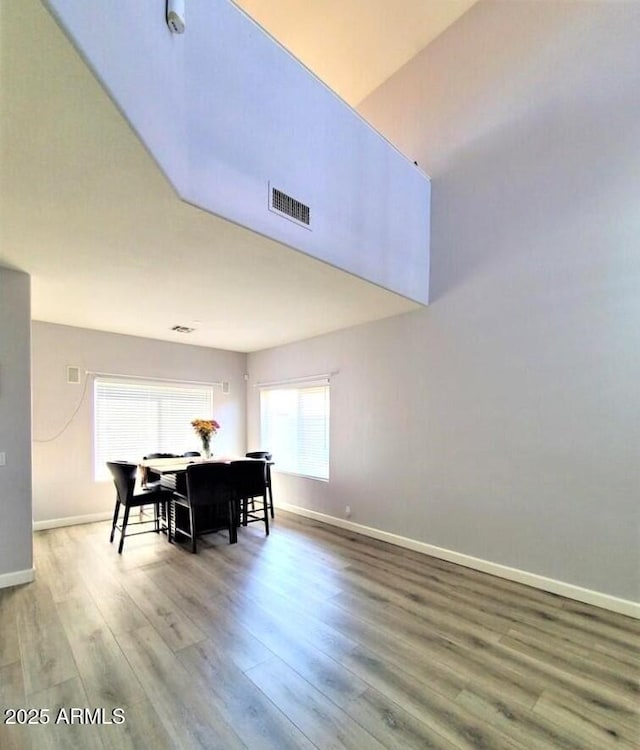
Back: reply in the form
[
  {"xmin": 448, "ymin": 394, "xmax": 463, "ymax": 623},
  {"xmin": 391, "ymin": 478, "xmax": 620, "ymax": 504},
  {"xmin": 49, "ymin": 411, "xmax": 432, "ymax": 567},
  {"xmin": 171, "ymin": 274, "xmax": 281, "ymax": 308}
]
[{"xmin": 0, "ymin": 452, "xmax": 6, "ymax": 466}]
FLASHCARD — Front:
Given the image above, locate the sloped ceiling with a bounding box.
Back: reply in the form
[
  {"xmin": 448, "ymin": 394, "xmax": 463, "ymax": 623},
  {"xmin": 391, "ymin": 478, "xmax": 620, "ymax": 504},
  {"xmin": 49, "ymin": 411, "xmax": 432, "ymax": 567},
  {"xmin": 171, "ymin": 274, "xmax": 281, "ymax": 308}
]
[
  {"xmin": 0, "ymin": 0, "xmax": 474, "ymax": 352},
  {"xmin": 235, "ymin": 0, "xmax": 477, "ymax": 105}
]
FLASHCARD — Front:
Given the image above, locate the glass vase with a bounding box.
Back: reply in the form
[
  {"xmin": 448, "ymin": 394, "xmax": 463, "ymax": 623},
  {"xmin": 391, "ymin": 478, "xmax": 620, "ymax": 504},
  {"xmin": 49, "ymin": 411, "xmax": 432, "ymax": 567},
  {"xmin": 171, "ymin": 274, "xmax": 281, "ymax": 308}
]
[{"xmin": 201, "ymin": 436, "xmax": 211, "ymax": 459}]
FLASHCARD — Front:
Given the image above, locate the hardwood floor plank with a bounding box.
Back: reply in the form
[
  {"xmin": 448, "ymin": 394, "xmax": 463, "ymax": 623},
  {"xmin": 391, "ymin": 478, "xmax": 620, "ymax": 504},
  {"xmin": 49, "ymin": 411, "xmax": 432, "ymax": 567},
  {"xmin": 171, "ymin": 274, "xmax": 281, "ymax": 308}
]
[
  {"xmin": 0, "ymin": 662, "xmax": 31, "ymax": 750},
  {"xmin": 239, "ymin": 524, "xmax": 351, "ymax": 574},
  {"xmin": 492, "ymin": 634, "xmax": 639, "ymax": 717},
  {"xmin": 117, "ymin": 568, "xmax": 207, "ymax": 652},
  {"xmin": 358, "ymin": 556, "xmax": 637, "ymax": 661},
  {"xmin": 34, "ymin": 537, "xmax": 87, "ymax": 604},
  {"xmin": 145, "ymin": 561, "xmax": 275, "ymax": 672},
  {"xmin": 226, "ymin": 576, "xmax": 469, "ymax": 704},
  {"xmin": 227, "ymin": 583, "xmax": 358, "ymax": 657},
  {"xmin": 14, "ymin": 580, "xmax": 79, "ymax": 696},
  {"xmin": 56, "ymin": 596, "xmax": 146, "ymax": 710},
  {"xmin": 328, "ymin": 587, "xmax": 539, "ymax": 707},
  {"xmin": 246, "ymin": 655, "xmax": 389, "ymax": 750},
  {"xmin": 194, "ymin": 534, "xmax": 344, "ymax": 605},
  {"xmin": 500, "ymin": 627, "xmax": 639, "ymax": 701},
  {"xmin": 79, "ymin": 568, "xmax": 152, "ymax": 636},
  {"xmin": 98, "ymin": 699, "xmax": 175, "ymax": 750},
  {"xmin": 561, "ymin": 598, "xmax": 640, "ymax": 633},
  {"xmin": 495, "ymin": 619, "xmax": 640, "ymax": 677},
  {"xmin": 328, "ymin": 576, "xmax": 638, "ymax": 724},
  {"xmin": 226, "ymin": 587, "xmax": 531, "ymax": 750},
  {"xmin": 224, "ymin": 593, "xmax": 370, "ymax": 706},
  {"xmin": 533, "ymin": 688, "xmax": 639, "ymax": 749},
  {"xmin": 115, "ymin": 625, "xmax": 247, "ymax": 750},
  {"xmin": 331, "ymin": 571, "xmax": 507, "ymax": 647},
  {"xmin": 456, "ymin": 687, "xmax": 614, "ymax": 750},
  {"xmin": 0, "ymin": 587, "xmax": 21, "ymax": 667},
  {"xmin": 222, "ymin": 530, "xmax": 349, "ymax": 597},
  {"xmin": 344, "ymin": 686, "xmax": 459, "ymax": 750},
  {"xmin": 178, "ymin": 637, "xmax": 317, "ymax": 750},
  {"xmin": 27, "ymin": 676, "xmax": 106, "ymax": 750}
]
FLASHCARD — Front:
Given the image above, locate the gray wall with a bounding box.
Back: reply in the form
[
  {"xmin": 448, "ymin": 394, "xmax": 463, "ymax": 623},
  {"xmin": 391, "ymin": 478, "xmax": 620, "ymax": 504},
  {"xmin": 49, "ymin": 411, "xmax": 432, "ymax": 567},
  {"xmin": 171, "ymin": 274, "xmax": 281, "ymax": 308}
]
[
  {"xmin": 0, "ymin": 268, "xmax": 33, "ymax": 578},
  {"xmin": 32, "ymin": 322, "xmax": 247, "ymax": 523},
  {"xmin": 248, "ymin": 1, "xmax": 640, "ymax": 601}
]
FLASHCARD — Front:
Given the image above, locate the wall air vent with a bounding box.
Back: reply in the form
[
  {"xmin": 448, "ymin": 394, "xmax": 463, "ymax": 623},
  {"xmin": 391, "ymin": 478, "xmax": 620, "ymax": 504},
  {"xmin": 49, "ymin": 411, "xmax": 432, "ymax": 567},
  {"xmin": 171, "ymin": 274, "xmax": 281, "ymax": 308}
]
[
  {"xmin": 269, "ymin": 184, "xmax": 311, "ymax": 228},
  {"xmin": 171, "ymin": 325, "xmax": 195, "ymax": 334}
]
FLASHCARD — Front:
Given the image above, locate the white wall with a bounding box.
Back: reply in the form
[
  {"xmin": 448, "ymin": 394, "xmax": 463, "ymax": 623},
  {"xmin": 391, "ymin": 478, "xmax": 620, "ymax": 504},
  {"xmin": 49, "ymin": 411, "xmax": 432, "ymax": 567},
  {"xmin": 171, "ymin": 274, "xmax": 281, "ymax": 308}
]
[
  {"xmin": 0, "ymin": 268, "xmax": 33, "ymax": 582},
  {"xmin": 32, "ymin": 322, "xmax": 247, "ymax": 524},
  {"xmin": 248, "ymin": 1, "xmax": 640, "ymax": 603},
  {"xmin": 43, "ymin": 0, "xmax": 430, "ymax": 303}
]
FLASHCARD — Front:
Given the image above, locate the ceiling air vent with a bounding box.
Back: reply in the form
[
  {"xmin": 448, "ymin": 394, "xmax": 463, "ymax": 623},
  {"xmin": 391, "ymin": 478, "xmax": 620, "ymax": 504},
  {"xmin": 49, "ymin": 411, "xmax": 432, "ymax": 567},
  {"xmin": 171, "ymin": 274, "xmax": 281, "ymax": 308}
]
[
  {"xmin": 269, "ymin": 184, "xmax": 311, "ymax": 229},
  {"xmin": 171, "ymin": 325, "xmax": 195, "ymax": 334}
]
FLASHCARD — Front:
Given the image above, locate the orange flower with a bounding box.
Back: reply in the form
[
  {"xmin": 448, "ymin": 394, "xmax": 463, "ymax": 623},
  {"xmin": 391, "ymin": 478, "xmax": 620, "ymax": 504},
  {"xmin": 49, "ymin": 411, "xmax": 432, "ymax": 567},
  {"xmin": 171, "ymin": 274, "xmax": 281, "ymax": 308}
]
[{"xmin": 191, "ymin": 419, "xmax": 220, "ymax": 438}]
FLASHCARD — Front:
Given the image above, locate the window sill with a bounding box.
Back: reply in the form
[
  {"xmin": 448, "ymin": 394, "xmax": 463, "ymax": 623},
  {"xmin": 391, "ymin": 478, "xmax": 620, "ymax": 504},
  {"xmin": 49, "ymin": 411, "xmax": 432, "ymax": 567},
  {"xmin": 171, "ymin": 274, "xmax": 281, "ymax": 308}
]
[{"xmin": 273, "ymin": 470, "xmax": 329, "ymax": 483}]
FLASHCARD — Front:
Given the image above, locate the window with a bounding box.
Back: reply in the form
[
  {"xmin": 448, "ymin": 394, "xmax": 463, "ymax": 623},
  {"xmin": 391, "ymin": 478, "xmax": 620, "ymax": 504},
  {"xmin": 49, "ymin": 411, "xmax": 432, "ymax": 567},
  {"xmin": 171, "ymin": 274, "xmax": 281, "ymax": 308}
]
[
  {"xmin": 94, "ymin": 378, "xmax": 213, "ymax": 480},
  {"xmin": 260, "ymin": 382, "xmax": 330, "ymax": 480}
]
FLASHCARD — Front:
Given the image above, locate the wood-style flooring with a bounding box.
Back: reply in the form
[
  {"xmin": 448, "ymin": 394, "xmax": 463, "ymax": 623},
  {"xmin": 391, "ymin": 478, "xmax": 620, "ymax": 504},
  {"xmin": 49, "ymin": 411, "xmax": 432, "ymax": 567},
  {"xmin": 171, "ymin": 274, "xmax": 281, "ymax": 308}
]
[{"xmin": 0, "ymin": 511, "xmax": 638, "ymax": 749}]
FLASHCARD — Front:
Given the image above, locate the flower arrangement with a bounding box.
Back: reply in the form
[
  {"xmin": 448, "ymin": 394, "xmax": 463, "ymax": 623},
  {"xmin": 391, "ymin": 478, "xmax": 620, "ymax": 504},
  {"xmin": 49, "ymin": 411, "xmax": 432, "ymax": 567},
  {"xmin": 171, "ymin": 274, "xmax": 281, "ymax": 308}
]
[{"xmin": 191, "ymin": 419, "xmax": 220, "ymax": 458}]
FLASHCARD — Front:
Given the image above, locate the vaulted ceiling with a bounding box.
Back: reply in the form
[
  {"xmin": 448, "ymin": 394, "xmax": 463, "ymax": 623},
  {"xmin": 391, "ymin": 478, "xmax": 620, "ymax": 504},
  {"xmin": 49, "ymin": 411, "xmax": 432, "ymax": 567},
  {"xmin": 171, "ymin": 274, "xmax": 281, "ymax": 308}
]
[
  {"xmin": 0, "ymin": 0, "xmax": 475, "ymax": 351},
  {"xmin": 236, "ymin": 0, "xmax": 477, "ymax": 106}
]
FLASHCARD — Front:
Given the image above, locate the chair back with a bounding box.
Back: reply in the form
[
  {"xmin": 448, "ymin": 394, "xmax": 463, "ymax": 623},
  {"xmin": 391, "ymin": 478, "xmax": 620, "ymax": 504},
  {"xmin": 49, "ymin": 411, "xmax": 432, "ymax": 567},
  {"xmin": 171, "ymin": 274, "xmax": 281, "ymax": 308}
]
[
  {"xmin": 246, "ymin": 451, "xmax": 272, "ymax": 461},
  {"xmin": 246, "ymin": 451, "xmax": 273, "ymax": 486},
  {"xmin": 144, "ymin": 453, "xmax": 179, "ymax": 482},
  {"xmin": 231, "ymin": 459, "xmax": 267, "ymax": 498},
  {"xmin": 107, "ymin": 461, "xmax": 137, "ymax": 506},
  {"xmin": 185, "ymin": 462, "xmax": 234, "ymax": 508}
]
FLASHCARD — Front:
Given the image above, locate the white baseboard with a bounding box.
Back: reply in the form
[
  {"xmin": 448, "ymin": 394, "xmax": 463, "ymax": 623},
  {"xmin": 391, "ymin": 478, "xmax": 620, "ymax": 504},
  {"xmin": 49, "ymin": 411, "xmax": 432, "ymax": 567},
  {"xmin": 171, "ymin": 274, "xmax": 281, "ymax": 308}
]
[
  {"xmin": 0, "ymin": 567, "xmax": 35, "ymax": 590},
  {"xmin": 279, "ymin": 503, "xmax": 640, "ymax": 620},
  {"xmin": 33, "ymin": 511, "xmax": 113, "ymax": 531}
]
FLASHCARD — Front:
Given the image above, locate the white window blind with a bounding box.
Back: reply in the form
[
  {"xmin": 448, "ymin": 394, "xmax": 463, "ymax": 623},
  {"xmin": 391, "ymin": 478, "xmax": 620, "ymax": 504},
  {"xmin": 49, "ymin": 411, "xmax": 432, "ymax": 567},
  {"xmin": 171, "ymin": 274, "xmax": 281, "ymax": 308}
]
[
  {"xmin": 94, "ymin": 378, "xmax": 213, "ymax": 480},
  {"xmin": 260, "ymin": 383, "xmax": 329, "ymax": 480}
]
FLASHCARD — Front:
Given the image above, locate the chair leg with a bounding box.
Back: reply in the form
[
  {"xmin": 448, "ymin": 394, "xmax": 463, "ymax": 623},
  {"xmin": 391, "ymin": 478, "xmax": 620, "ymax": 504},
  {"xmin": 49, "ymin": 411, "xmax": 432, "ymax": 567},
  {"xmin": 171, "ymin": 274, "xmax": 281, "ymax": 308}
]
[
  {"xmin": 188, "ymin": 505, "xmax": 197, "ymax": 553},
  {"xmin": 110, "ymin": 500, "xmax": 120, "ymax": 543},
  {"xmin": 118, "ymin": 506, "xmax": 131, "ymax": 553},
  {"xmin": 263, "ymin": 492, "xmax": 270, "ymax": 536},
  {"xmin": 168, "ymin": 499, "xmax": 174, "ymax": 544},
  {"xmin": 268, "ymin": 485, "xmax": 274, "ymax": 519},
  {"xmin": 228, "ymin": 500, "xmax": 237, "ymax": 544}
]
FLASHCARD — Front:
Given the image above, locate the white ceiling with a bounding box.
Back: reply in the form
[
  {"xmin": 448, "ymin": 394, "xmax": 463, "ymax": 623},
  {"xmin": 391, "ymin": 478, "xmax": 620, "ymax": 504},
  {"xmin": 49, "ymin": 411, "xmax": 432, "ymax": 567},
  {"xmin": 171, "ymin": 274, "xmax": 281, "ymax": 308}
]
[
  {"xmin": 0, "ymin": 0, "xmax": 475, "ymax": 352},
  {"xmin": 235, "ymin": 0, "xmax": 477, "ymax": 106}
]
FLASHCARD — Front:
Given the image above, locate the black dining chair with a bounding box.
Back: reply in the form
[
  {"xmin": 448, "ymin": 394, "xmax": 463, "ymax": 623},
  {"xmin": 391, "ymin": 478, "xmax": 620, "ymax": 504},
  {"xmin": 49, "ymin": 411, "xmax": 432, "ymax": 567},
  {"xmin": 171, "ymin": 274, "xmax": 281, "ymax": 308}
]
[
  {"xmin": 143, "ymin": 452, "xmax": 180, "ymax": 487},
  {"xmin": 107, "ymin": 461, "xmax": 173, "ymax": 553},
  {"xmin": 231, "ymin": 460, "xmax": 269, "ymax": 536},
  {"xmin": 169, "ymin": 462, "xmax": 237, "ymax": 553},
  {"xmin": 245, "ymin": 451, "xmax": 274, "ymax": 519},
  {"xmin": 141, "ymin": 452, "xmax": 180, "ymax": 529}
]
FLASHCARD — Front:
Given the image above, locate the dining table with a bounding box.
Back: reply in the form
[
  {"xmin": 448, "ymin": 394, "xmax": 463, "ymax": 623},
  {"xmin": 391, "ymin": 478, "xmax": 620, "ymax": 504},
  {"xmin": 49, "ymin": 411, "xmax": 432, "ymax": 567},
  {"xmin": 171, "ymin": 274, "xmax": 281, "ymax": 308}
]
[
  {"xmin": 139, "ymin": 455, "xmax": 270, "ymax": 542},
  {"xmin": 139, "ymin": 454, "xmax": 246, "ymax": 485}
]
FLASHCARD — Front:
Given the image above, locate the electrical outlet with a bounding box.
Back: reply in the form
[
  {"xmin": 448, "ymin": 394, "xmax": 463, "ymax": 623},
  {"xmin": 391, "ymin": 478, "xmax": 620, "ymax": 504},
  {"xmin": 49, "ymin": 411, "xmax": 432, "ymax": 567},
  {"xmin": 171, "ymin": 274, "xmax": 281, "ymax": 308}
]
[{"xmin": 345, "ymin": 505, "xmax": 351, "ymax": 518}]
